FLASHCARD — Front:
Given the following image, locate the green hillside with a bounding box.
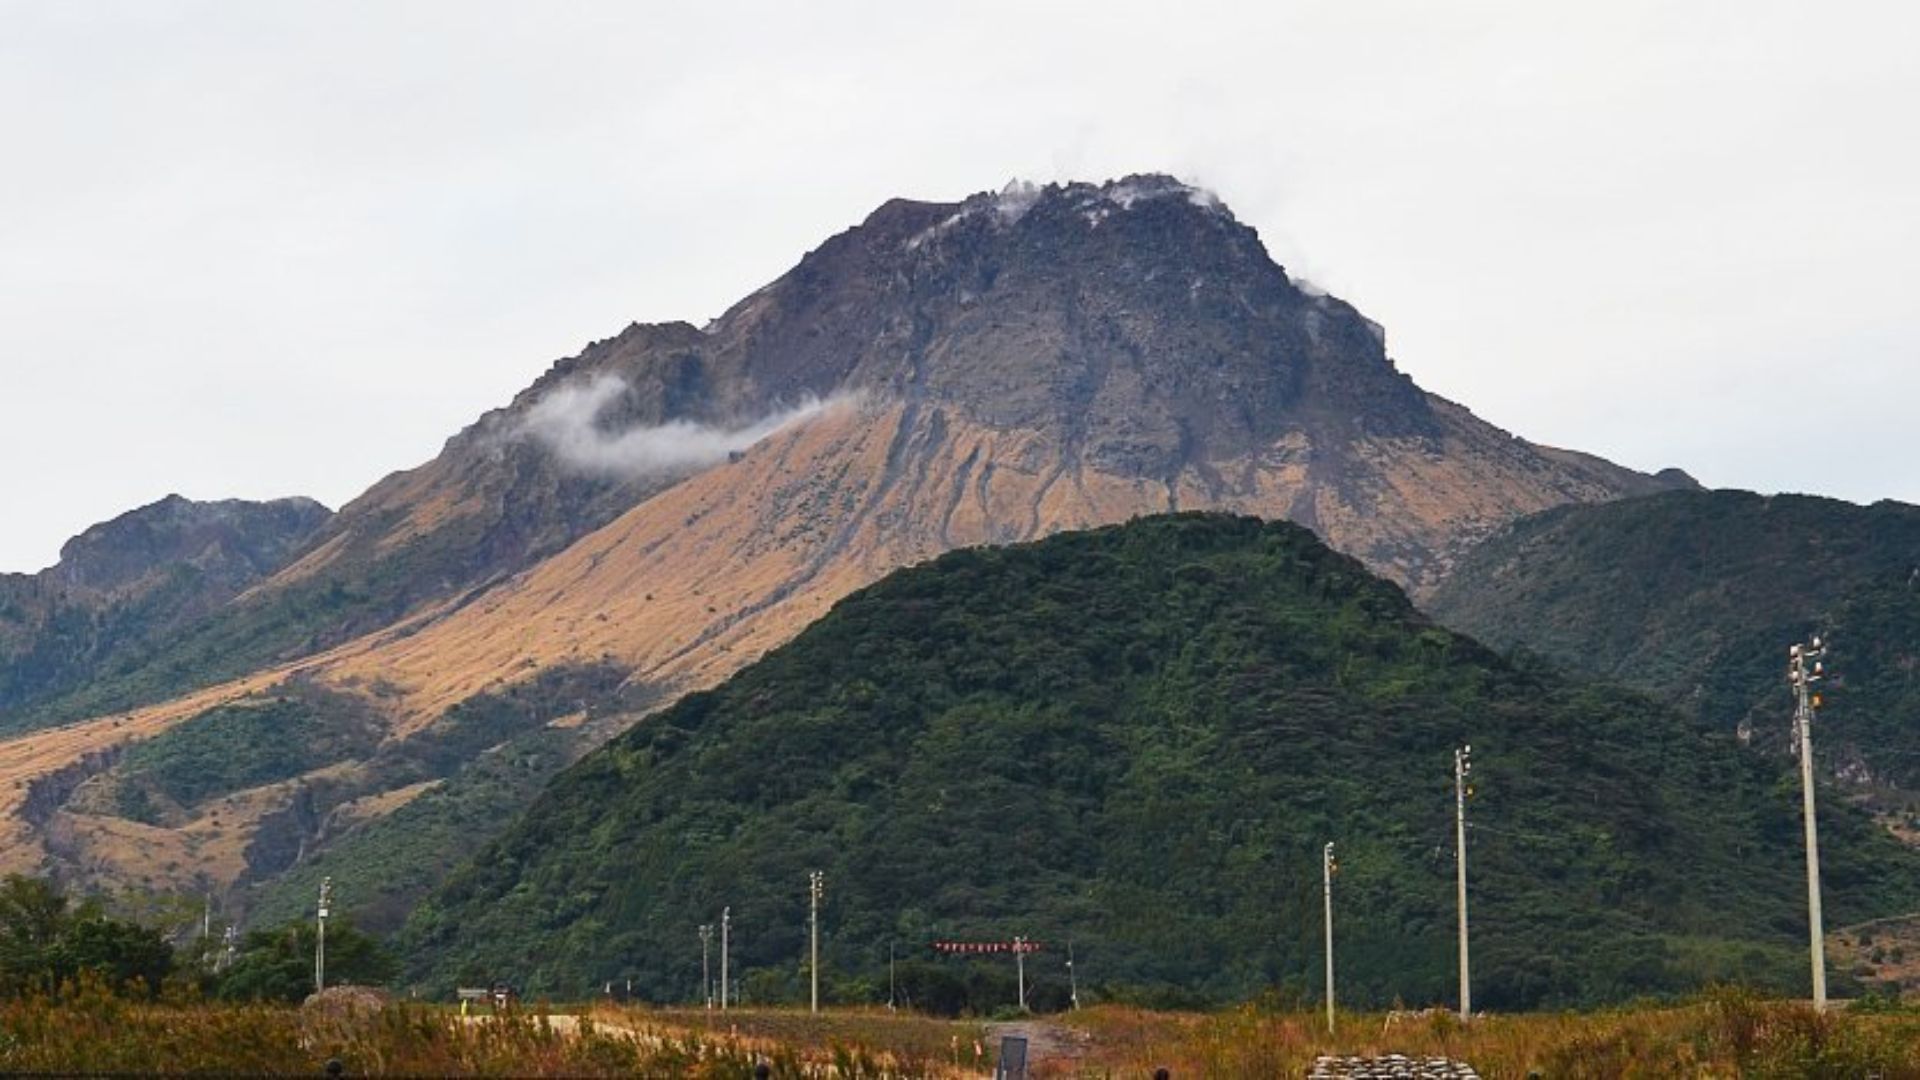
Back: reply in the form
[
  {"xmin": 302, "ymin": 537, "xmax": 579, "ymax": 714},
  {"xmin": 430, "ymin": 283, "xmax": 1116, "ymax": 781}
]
[
  {"xmin": 1428, "ymin": 490, "xmax": 1920, "ymax": 789},
  {"xmin": 401, "ymin": 514, "xmax": 1920, "ymax": 1010}
]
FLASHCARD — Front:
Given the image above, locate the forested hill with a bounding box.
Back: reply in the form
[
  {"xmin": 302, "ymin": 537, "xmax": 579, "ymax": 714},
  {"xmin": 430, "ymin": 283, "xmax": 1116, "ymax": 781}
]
[
  {"xmin": 402, "ymin": 514, "xmax": 1919, "ymax": 1010},
  {"xmin": 1428, "ymin": 490, "xmax": 1920, "ymax": 787}
]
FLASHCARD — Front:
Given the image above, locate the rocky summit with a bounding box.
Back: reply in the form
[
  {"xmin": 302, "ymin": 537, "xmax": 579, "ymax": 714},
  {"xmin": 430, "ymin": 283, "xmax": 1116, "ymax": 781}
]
[{"xmin": 0, "ymin": 176, "xmax": 1692, "ymax": 916}]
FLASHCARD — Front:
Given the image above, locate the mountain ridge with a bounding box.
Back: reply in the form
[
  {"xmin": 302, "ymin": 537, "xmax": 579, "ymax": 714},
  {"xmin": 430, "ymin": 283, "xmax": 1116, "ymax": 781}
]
[{"xmin": 0, "ymin": 174, "xmax": 1695, "ymax": 916}]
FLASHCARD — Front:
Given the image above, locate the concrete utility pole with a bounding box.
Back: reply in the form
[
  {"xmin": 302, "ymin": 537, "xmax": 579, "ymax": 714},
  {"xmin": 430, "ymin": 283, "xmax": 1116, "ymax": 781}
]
[
  {"xmin": 1066, "ymin": 940, "xmax": 1080, "ymax": 1011},
  {"xmin": 699, "ymin": 924, "xmax": 713, "ymax": 1008},
  {"xmin": 315, "ymin": 876, "xmax": 333, "ymax": 994},
  {"xmin": 1455, "ymin": 746, "xmax": 1472, "ymax": 1021},
  {"xmin": 1789, "ymin": 636, "xmax": 1830, "ymax": 1010},
  {"xmin": 1323, "ymin": 841, "xmax": 1337, "ymax": 1035},
  {"xmin": 808, "ymin": 870, "xmax": 824, "ymax": 1014},
  {"xmin": 720, "ymin": 907, "xmax": 731, "ymax": 1011},
  {"xmin": 1015, "ymin": 936, "xmax": 1028, "ymax": 1012}
]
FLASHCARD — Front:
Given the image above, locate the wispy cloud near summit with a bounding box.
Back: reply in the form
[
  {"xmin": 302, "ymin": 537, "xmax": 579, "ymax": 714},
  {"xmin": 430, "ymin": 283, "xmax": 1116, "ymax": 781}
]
[{"xmin": 516, "ymin": 375, "xmax": 842, "ymax": 478}]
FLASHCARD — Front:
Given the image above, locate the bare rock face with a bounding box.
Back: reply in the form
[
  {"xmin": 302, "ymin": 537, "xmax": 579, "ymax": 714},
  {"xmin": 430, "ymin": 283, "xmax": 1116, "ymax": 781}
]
[
  {"xmin": 0, "ymin": 495, "xmax": 331, "ymax": 718},
  {"xmin": 53, "ymin": 494, "xmax": 331, "ymax": 594},
  {"xmin": 1311, "ymin": 1054, "xmax": 1482, "ymax": 1079},
  {"xmin": 483, "ymin": 174, "xmax": 1690, "ymax": 595}
]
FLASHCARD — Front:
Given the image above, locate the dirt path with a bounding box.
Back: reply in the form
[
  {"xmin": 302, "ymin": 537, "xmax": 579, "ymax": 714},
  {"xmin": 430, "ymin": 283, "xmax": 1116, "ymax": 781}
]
[{"xmin": 982, "ymin": 1020, "xmax": 1094, "ymax": 1070}]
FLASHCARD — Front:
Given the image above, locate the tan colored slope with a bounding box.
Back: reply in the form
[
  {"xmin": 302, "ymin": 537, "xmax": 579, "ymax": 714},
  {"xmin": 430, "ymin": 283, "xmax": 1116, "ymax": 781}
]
[
  {"xmin": 1, "ymin": 397, "xmax": 1663, "ymax": 892},
  {"xmin": 0, "ymin": 674, "xmax": 282, "ymax": 878},
  {"xmin": 316, "ymin": 395, "xmax": 1617, "ymax": 725}
]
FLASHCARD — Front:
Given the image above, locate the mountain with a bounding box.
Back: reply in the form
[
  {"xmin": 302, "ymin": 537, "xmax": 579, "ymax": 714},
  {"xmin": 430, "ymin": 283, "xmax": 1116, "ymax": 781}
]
[
  {"xmin": 1428, "ymin": 490, "xmax": 1920, "ymax": 793},
  {"xmin": 0, "ymin": 495, "xmax": 331, "ymax": 723},
  {"xmin": 0, "ymin": 175, "xmax": 1692, "ymax": 917},
  {"xmin": 402, "ymin": 514, "xmax": 1919, "ymax": 1009}
]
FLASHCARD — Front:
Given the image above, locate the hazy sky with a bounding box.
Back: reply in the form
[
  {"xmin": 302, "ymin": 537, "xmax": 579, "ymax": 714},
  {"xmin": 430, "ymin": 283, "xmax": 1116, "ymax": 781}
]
[{"xmin": 3, "ymin": 1, "xmax": 1915, "ymax": 572}]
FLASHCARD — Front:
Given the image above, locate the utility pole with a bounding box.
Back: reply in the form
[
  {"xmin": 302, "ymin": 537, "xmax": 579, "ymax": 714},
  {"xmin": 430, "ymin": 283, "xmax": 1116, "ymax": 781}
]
[
  {"xmin": 1455, "ymin": 746, "xmax": 1472, "ymax": 1021},
  {"xmin": 808, "ymin": 870, "xmax": 824, "ymax": 1014},
  {"xmin": 1066, "ymin": 939, "xmax": 1080, "ymax": 1011},
  {"xmin": 1015, "ymin": 936, "xmax": 1028, "ymax": 1012},
  {"xmin": 699, "ymin": 924, "xmax": 713, "ymax": 1008},
  {"xmin": 1323, "ymin": 841, "xmax": 1337, "ymax": 1035},
  {"xmin": 1789, "ymin": 636, "xmax": 1830, "ymax": 1010},
  {"xmin": 720, "ymin": 907, "xmax": 731, "ymax": 1011},
  {"xmin": 888, "ymin": 943, "xmax": 897, "ymax": 1012},
  {"xmin": 315, "ymin": 876, "xmax": 333, "ymax": 995}
]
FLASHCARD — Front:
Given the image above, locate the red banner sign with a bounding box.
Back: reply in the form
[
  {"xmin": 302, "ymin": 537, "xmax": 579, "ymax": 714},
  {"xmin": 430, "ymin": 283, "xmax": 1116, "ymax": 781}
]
[{"xmin": 931, "ymin": 940, "xmax": 1044, "ymax": 955}]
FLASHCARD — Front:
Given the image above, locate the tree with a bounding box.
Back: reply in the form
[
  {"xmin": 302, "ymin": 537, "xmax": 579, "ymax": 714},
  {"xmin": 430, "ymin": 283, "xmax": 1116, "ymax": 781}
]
[
  {"xmin": 0, "ymin": 875, "xmax": 173, "ymax": 995},
  {"xmin": 215, "ymin": 919, "xmax": 398, "ymax": 1002}
]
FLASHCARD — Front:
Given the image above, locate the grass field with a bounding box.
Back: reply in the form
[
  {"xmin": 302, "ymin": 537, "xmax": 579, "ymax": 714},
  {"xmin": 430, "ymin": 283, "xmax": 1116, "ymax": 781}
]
[{"xmin": 6, "ymin": 986, "xmax": 1920, "ymax": 1076}]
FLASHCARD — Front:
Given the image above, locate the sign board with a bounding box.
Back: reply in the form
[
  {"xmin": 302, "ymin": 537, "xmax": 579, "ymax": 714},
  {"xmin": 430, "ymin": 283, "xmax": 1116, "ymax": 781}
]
[
  {"xmin": 932, "ymin": 940, "xmax": 1043, "ymax": 954},
  {"xmin": 994, "ymin": 1035, "xmax": 1029, "ymax": 1080},
  {"xmin": 456, "ymin": 988, "xmax": 491, "ymax": 1001}
]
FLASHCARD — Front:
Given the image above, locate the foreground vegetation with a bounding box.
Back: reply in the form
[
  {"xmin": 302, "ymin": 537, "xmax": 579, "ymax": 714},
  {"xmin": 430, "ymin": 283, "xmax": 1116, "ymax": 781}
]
[{"xmin": 6, "ymin": 990, "xmax": 1920, "ymax": 1076}]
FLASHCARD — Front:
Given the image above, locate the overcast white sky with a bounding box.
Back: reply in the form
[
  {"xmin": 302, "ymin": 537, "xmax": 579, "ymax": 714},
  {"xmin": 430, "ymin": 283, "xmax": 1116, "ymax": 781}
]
[{"xmin": 2, "ymin": 1, "xmax": 1915, "ymax": 572}]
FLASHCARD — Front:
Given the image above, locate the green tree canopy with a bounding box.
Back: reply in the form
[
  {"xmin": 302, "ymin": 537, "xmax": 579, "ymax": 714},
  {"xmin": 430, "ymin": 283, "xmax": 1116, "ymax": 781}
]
[
  {"xmin": 0, "ymin": 875, "xmax": 172, "ymax": 995},
  {"xmin": 215, "ymin": 918, "xmax": 398, "ymax": 1003}
]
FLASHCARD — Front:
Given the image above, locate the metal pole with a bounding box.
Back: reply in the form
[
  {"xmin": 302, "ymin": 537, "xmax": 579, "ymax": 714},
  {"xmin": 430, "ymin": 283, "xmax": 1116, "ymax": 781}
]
[
  {"xmin": 1067, "ymin": 940, "xmax": 1079, "ymax": 1011},
  {"xmin": 699, "ymin": 924, "xmax": 713, "ymax": 1008},
  {"xmin": 809, "ymin": 871, "xmax": 823, "ymax": 1014},
  {"xmin": 1790, "ymin": 638, "xmax": 1829, "ymax": 1010},
  {"xmin": 720, "ymin": 907, "xmax": 731, "ymax": 1011},
  {"xmin": 1324, "ymin": 841, "xmax": 1336, "ymax": 1035},
  {"xmin": 1455, "ymin": 747, "xmax": 1471, "ymax": 1021}
]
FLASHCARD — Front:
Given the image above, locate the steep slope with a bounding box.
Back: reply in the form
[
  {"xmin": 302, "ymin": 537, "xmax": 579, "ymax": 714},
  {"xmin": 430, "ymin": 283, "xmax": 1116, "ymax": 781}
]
[
  {"xmin": 404, "ymin": 515, "xmax": 1919, "ymax": 1009},
  {"xmin": 0, "ymin": 495, "xmax": 331, "ymax": 724},
  {"xmin": 2, "ymin": 175, "xmax": 1693, "ymax": 914},
  {"xmin": 1429, "ymin": 490, "xmax": 1920, "ymax": 789}
]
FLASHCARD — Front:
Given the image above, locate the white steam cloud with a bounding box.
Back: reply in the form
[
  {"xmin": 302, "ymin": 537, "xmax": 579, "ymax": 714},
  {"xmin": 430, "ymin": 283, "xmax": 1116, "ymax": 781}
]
[{"xmin": 517, "ymin": 374, "xmax": 841, "ymax": 478}]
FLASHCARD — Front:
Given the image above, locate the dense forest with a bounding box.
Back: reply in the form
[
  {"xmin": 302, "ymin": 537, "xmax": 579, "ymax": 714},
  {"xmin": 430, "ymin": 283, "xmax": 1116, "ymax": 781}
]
[
  {"xmin": 1429, "ymin": 490, "xmax": 1920, "ymax": 789},
  {"xmin": 402, "ymin": 514, "xmax": 1920, "ymax": 1010}
]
